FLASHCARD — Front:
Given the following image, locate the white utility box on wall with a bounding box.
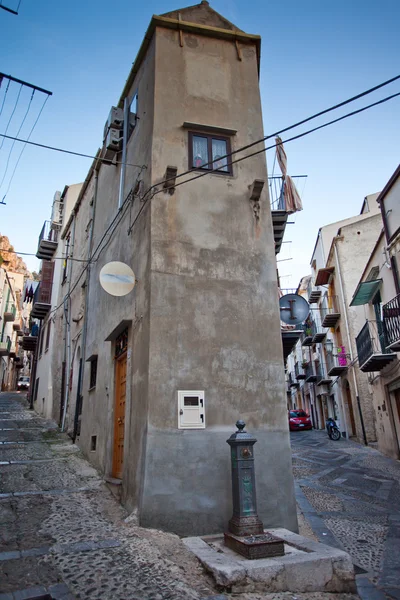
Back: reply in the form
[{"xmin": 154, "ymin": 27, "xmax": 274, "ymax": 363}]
[{"xmin": 178, "ymin": 390, "xmax": 205, "ymax": 429}]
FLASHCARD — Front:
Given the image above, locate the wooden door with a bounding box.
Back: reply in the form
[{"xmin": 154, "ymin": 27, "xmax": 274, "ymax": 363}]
[{"xmin": 112, "ymin": 352, "xmax": 127, "ymax": 479}]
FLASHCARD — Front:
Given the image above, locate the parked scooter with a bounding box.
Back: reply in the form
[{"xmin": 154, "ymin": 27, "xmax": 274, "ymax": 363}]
[{"xmin": 326, "ymin": 417, "xmax": 341, "ymax": 441}]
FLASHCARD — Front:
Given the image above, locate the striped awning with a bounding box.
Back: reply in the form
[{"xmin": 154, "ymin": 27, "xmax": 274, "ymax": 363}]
[{"xmin": 350, "ymin": 279, "xmax": 382, "ymax": 306}]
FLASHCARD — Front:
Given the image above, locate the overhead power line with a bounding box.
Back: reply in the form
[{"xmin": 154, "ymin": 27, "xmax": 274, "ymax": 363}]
[
  {"xmin": 0, "ymin": 73, "xmax": 398, "ymax": 185},
  {"xmin": 0, "ymin": 83, "xmax": 22, "ymax": 150},
  {"xmin": 0, "ymin": 89, "xmax": 35, "ymax": 187},
  {"xmin": 141, "ymin": 73, "xmax": 400, "ymax": 197},
  {"xmin": 145, "ymin": 91, "xmax": 400, "ymax": 200},
  {"xmin": 35, "ymin": 86, "xmax": 400, "ymax": 318}
]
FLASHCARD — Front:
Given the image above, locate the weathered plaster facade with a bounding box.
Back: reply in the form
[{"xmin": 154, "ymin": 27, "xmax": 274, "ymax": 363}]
[{"xmin": 75, "ymin": 2, "xmax": 297, "ymax": 536}]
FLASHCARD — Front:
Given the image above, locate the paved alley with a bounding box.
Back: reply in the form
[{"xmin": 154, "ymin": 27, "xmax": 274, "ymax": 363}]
[
  {"xmin": 0, "ymin": 391, "xmax": 361, "ymax": 600},
  {"xmin": 0, "ymin": 392, "xmax": 218, "ymax": 600},
  {"xmin": 292, "ymin": 430, "xmax": 400, "ymax": 600}
]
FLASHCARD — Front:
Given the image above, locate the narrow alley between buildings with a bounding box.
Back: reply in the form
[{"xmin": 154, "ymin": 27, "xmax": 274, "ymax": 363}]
[
  {"xmin": 292, "ymin": 430, "xmax": 400, "ymax": 600},
  {"xmin": 1, "ymin": 390, "xmax": 398, "ymax": 600}
]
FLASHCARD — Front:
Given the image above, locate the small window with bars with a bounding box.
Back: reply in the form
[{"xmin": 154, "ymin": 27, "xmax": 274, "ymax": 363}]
[
  {"xmin": 89, "ymin": 356, "xmax": 98, "ymax": 390},
  {"xmin": 188, "ymin": 132, "xmax": 232, "ymax": 175}
]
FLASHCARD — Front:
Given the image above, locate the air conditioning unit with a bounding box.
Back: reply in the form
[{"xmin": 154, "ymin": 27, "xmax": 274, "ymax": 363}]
[
  {"xmin": 103, "ymin": 106, "xmax": 124, "ymax": 141},
  {"xmin": 101, "ymin": 128, "xmax": 122, "ymax": 161}
]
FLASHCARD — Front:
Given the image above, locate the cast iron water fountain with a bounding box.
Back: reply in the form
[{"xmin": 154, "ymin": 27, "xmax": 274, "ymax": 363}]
[{"xmin": 224, "ymin": 420, "xmax": 285, "ymax": 559}]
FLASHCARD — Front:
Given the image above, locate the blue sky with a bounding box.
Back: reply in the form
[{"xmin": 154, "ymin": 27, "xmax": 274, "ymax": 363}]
[{"xmin": 0, "ymin": 0, "xmax": 399, "ymax": 285}]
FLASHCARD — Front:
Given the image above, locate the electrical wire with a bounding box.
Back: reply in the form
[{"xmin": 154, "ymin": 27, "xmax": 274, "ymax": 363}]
[
  {"xmin": 32, "ymin": 89, "xmax": 400, "ymax": 321},
  {"xmin": 146, "ymin": 91, "xmax": 400, "ymax": 201},
  {"xmin": 24, "ymin": 83, "xmax": 400, "ymax": 319},
  {"xmin": 46, "ymin": 167, "xmax": 144, "ymax": 319},
  {"xmin": 0, "ymin": 248, "xmax": 89, "ymax": 262},
  {"xmin": 1, "ymin": 95, "xmax": 49, "ymax": 203},
  {"xmin": 0, "ymin": 78, "xmax": 10, "ymax": 119},
  {"xmin": 0, "ymin": 132, "xmax": 146, "ymax": 168},
  {"xmin": 1, "ymin": 73, "xmax": 399, "ymax": 190},
  {"xmin": 0, "ymin": 89, "xmax": 35, "ymax": 188},
  {"xmin": 0, "ymin": 83, "xmax": 22, "ymax": 150},
  {"xmin": 140, "ymin": 74, "xmax": 400, "ymax": 198}
]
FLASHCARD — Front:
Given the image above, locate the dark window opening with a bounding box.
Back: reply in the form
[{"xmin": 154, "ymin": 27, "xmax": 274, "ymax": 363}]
[
  {"xmin": 189, "ymin": 131, "xmax": 232, "ymax": 175},
  {"xmin": 91, "ymin": 435, "xmax": 97, "ymax": 451},
  {"xmin": 89, "ymin": 357, "xmax": 98, "ymax": 389},
  {"xmin": 39, "ymin": 325, "xmax": 45, "ymax": 356},
  {"xmin": 62, "ymin": 234, "xmax": 71, "ymax": 283},
  {"xmin": 45, "ymin": 319, "xmax": 51, "ymax": 351},
  {"xmin": 34, "ymin": 378, "xmax": 39, "ymax": 402}
]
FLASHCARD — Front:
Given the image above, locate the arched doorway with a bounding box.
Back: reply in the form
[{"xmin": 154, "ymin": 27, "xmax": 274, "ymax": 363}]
[{"xmin": 344, "ymin": 379, "xmax": 356, "ymax": 437}]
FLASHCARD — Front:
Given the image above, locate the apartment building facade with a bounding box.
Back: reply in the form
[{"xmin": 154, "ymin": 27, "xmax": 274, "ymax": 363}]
[
  {"xmin": 286, "ymin": 195, "xmax": 383, "ymax": 441},
  {"xmin": 351, "ymin": 164, "xmax": 400, "ymax": 458},
  {"xmin": 29, "ymin": 2, "xmax": 298, "ymax": 536}
]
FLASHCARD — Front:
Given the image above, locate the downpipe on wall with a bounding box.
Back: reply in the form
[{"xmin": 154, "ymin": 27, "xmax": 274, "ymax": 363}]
[{"xmin": 333, "ymin": 240, "xmax": 367, "ymax": 445}]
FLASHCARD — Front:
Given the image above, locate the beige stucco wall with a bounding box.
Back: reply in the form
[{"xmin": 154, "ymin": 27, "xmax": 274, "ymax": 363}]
[{"xmin": 72, "ymin": 18, "xmax": 297, "ymax": 536}]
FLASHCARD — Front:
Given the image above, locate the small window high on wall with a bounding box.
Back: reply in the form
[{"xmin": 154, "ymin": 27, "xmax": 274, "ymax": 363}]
[{"xmin": 188, "ymin": 132, "xmax": 232, "ymax": 175}]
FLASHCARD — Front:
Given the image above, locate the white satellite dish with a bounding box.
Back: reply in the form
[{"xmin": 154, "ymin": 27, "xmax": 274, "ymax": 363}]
[
  {"xmin": 99, "ymin": 261, "xmax": 136, "ymax": 297},
  {"xmin": 279, "ymin": 294, "xmax": 310, "ymax": 325}
]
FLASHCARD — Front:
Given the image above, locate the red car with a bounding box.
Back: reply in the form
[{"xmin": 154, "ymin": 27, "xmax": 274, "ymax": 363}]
[{"xmin": 289, "ymin": 410, "xmax": 312, "ymax": 431}]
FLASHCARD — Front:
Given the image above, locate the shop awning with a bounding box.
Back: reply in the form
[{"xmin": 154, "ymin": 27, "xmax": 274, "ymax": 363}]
[
  {"xmin": 315, "ymin": 267, "xmax": 334, "ymax": 286},
  {"xmin": 350, "ymin": 279, "xmax": 382, "ymax": 306}
]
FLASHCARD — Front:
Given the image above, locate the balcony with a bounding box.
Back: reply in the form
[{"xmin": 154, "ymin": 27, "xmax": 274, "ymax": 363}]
[
  {"xmin": 321, "ymin": 295, "xmax": 341, "ymax": 328},
  {"xmin": 326, "ymin": 349, "xmax": 348, "ymax": 376},
  {"xmin": 9, "ymin": 343, "xmax": 17, "ymax": 358},
  {"xmin": 3, "ymin": 302, "xmax": 16, "ymax": 322},
  {"xmin": 281, "ymin": 328, "xmax": 303, "ymax": 361},
  {"xmin": 288, "ymin": 372, "xmax": 299, "ymax": 388},
  {"xmin": 31, "ymin": 261, "xmax": 54, "ymax": 320},
  {"xmin": 356, "ymin": 320, "xmax": 397, "ymax": 373},
  {"xmin": 311, "ymin": 321, "xmax": 327, "ymax": 344},
  {"xmin": 0, "ymin": 338, "xmax": 11, "ymax": 356},
  {"xmin": 295, "ymin": 362, "xmax": 306, "ymax": 380},
  {"xmin": 36, "ymin": 220, "xmax": 59, "ymax": 260},
  {"xmin": 13, "ymin": 317, "xmax": 22, "ymax": 332},
  {"xmin": 315, "ymin": 362, "xmax": 331, "ymax": 386},
  {"xmin": 22, "ymin": 336, "xmax": 38, "ymax": 351},
  {"xmin": 383, "ymin": 294, "xmax": 400, "ymax": 351},
  {"xmin": 305, "ymin": 363, "xmax": 317, "ymax": 382},
  {"xmin": 302, "ymin": 324, "xmax": 313, "ymax": 347},
  {"xmin": 269, "ymin": 176, "xmax": 304, "ymax": 255},
  {"xmin": 307, "ymin": 280, "xmax": 321, "ymax": 304}
]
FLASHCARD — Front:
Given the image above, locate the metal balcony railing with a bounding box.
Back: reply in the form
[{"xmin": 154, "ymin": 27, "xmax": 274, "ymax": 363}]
[
  {"xmin": 305, "ymin": 362, "xmax": 317, "ymax": 382},
  {"xmin": 326, "ymin": 348, "xmax": 348, "ymax": 376},
  {"xmin": 321, "ymin": 295, "xmax": 341, "ymax": 328},
  {"xmin": 37, "ymin": 220, "xmax": 60, "ymax": 260},
  {"xmin": 383, "ymin": 293, "xmax": 400, "ymax": 351},
  {"xmin": 302, "ymin": 323, "xmax": 313, "ymax": 346},
  {"xmin": 3, "ymin": 302, "xmax": 16, "ymax": 322},
  {"xmin": 315, "ymin": 361, "xmax": 331, "ymax": 385},
  {"xmin": 0, "ymin": 337, "xmax": 11, "ymax": 355},
  {"xmin": 269, "ymin": 175, "xmax": 305, "ymax": 256},
  {"xmin": 356, "ymin": 320, "xmax": 396, "ymax": 372},
  {"xmin": 310, "ymin": 320, "xmax": 326, "ymax": 343},
  {"xmin": 295, "ymin": 362, "xmax": 306, "ymax": 379}
]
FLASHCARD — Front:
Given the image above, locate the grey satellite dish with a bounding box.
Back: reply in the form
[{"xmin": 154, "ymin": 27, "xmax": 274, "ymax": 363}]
[
  {"xmin": 279, "ymin": 294, "xmax": 309, "ymax": 325},
  {"xmin": 99, "ymin": 261, "xmax": 136, "ymax": 297}
]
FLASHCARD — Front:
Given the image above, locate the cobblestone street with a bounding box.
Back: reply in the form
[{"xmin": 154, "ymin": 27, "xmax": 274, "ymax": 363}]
[
  {"xmin": 292, "ymin": 430, "xmax": 400, "ymax": 600},
  {"xmin": 0, "ymin": 391, "xmax": 378, "ymax": 600}
]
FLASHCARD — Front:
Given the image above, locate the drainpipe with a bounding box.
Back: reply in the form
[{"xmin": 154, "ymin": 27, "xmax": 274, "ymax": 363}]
[
  {"xmin": 333, "ymin": 241, "xmax": 367, "ymax": 445},
  {"xmin": 118, "ymin": 96, "xmax": 130, "ymax": 210},
  {"xmin": 72, "ymin": 165, "xmax": 99, "ymax": 442},
  {"xmin": 61, "ymin": 213, "xmax": 76, "ymax": 431}
]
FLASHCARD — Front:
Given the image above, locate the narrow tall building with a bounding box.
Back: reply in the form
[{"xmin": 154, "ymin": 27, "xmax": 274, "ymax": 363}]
[{"xmin": 52, "ymin": 1, "xmax": 297, "ymax": 535}]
